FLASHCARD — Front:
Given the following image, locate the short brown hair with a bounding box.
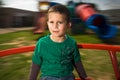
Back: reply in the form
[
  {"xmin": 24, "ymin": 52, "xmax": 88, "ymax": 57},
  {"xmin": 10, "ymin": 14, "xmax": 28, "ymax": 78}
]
[{"xmin": 47, "ymin": 4, "xmax": 70, "ymax": 23}]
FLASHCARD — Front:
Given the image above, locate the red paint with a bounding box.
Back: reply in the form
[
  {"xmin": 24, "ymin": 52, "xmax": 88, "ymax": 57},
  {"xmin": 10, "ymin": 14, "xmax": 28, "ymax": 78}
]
[
  {"xmin": 0, "ymin": 46, "xmax": 35, "ymax": 57},
  {"xmin": 75, "ymin": 4, "xmax": 96, "ymax": 21}
]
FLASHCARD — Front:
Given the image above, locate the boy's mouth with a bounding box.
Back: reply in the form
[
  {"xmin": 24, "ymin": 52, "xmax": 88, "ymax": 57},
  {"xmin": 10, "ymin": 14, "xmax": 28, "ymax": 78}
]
[{"xmin": 53, "ymin": 30, "xmax": 59, "ymax": 33}]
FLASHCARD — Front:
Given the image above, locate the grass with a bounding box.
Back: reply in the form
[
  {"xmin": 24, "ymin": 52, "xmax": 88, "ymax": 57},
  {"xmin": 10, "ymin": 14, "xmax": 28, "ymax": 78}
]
[
  {"xmin": 0, "ymin": 30, "xmax": 49, "ymax": 50},
  {"xmin": 0, "ymin": 30, "xmax": 40, "ymax": 44},
  {"xmin": 0, "ymin": 52, "xmax": 32, "ymax": 80},
  {"xmin": 79, "ymin": 49, "xmax": 116, "ymax": 80},
  {"xmin": 0, "ymin": 29, "xmax": 120, "ymax": 80}
]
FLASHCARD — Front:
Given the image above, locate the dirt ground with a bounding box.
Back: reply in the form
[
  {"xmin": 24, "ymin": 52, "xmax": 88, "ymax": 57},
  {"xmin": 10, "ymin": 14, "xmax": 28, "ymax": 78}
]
[{"xmin": 0, "ymin": 27, "xmax": 34, "ymax": 34}]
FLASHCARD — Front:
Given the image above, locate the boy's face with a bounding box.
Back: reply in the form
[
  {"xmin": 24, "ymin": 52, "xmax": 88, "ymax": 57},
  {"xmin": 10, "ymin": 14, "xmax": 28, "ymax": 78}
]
[{"xmin": 47, "ymin": 12, "xmax": 71, "ymax": 37}]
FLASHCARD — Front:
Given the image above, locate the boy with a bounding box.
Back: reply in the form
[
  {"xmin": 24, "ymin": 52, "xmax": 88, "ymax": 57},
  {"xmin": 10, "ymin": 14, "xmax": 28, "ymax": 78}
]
[{"xmin": 29, "ymin": 4, "xmax": 89, "ymax": 80}]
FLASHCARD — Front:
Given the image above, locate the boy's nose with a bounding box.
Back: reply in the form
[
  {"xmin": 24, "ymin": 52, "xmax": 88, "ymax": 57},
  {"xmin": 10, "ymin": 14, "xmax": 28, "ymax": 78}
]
[{"xmin": 53, "ymin": 23, "xmax": 58, "ymax": 29}]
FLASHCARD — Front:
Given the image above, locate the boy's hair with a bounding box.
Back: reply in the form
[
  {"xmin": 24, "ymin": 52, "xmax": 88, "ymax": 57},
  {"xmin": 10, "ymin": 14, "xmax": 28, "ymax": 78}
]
[{"xmin": 47, "ymin": 4, "xmax": 71, "ymax": 23}]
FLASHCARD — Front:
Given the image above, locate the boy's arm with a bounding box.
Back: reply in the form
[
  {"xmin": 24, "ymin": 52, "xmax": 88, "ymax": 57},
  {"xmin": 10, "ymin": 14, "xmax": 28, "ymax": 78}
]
[
  {"xmin": 29, "ymin": 62, "xmax": 40, "ymax": 80},
  {"xmin": 73, "ymin": 60, "xmax": 89, "ymax": 80}
]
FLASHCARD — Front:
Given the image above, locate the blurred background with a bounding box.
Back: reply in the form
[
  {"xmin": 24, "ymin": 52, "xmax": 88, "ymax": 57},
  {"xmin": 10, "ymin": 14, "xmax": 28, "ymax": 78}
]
[
  {"xmin": 0, "ymin": 0, "xmax": 120, "ymax": 80},
  {"xmin": 0, "ymin": 0, "xmax": 120, "ymax": 28}
]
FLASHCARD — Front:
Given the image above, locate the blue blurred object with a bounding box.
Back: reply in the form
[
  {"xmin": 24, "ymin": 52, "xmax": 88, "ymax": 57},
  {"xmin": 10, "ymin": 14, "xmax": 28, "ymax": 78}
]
[
  {"xmin": 50, "ymin": 2, "xmax": 60, "ymax": 7},
  {"xmin": 86, "ymin": 14, "xmax": 118, "ymax": 39}
]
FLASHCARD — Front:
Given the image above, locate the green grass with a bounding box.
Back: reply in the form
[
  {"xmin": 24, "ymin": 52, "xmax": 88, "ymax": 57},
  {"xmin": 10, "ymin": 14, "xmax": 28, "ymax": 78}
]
[
  {"xmin": 0, "ymin": 52, "xmax": 32, "ymax": 80},
  {"xmin": 79, "ymin": 49, "xmax": 116, "ymax": 80},
  {"xmin": 0, "ymin": 29, "xmax": 120, "ymax": 80},
  {"xmin": 0, "ymin": 30, "xmax": 49, "ymax": 50},
  {"xmin": 0, "ymin": 30, "xmax": 41, "ymax": 44}
]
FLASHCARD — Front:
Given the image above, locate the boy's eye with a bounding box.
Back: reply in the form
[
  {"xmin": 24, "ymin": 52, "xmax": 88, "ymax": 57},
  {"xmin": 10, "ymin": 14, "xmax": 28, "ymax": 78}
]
[
  {"xmin": 49, "ymin": 21, "xmax": 53, "ymax": 23},
  {"xmin": 58, "ymin": 21, "xmax": 63, "ymax": 24},
  {"xmin": 48, "ymin": 21, "xmax": 65, "ymax": 25}
]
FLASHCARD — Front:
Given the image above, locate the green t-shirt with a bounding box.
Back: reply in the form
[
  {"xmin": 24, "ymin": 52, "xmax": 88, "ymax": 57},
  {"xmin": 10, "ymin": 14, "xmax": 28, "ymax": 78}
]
[{"xmin": 32, "ymin": 35, "xmax": 81, "ymax": 77}]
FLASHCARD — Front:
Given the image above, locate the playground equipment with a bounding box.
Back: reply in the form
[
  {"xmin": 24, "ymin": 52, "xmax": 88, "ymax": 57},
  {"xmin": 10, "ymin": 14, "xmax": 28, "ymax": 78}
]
[
  {"xmin": 34, "ymin": 1, "xmax": 59, "ymax": 34},
  {"xmin": 0, "ymin": 44, "xmax": 120, "ymax": 80},
  {"xmin": 75, "ymin": 3, "xmax": 118, "ymax": 39},
  {"xmin": 34, "ymin": 1, "xmax": 118, "ymax": 39}
]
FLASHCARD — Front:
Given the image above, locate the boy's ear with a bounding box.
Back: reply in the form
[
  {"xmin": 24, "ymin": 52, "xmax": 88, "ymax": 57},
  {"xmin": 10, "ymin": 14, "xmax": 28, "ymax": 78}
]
[{"xmin": 68, "ymin": 22, "xmax": 72, "ymax": 28}]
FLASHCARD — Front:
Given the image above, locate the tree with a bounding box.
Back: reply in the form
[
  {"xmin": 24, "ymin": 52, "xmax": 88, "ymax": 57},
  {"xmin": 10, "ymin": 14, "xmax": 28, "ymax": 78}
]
[{"xmin": 0, "ymin": 0, "xmax": 4, "ymax": 7}]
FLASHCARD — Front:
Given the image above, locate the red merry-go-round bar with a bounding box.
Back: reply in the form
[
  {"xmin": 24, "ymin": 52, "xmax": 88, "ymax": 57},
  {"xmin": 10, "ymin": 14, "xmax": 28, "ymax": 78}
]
[{"xmin": 0, "ymin": 44, "xmax": 120, "ymax": 80}]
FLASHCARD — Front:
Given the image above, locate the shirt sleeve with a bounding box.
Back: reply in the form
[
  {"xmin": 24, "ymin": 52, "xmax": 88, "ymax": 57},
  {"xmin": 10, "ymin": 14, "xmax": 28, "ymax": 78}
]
[
  {"xmin": 29, "ymin": 62, "xmax": 40, "ymax": 80},
  {"xmin": 32, "ymin": 40, "xmax": 42, "ymax": 65},
  {"xmin": 73, "ymin": 42, "xmax": 81, "ymax": 63}
]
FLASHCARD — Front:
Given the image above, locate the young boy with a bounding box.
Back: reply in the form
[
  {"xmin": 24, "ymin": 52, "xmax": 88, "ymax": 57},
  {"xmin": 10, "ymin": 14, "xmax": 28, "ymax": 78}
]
[{"xmin": 29, "ymin": 4, "xmax": 89, "ymax": 80}]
